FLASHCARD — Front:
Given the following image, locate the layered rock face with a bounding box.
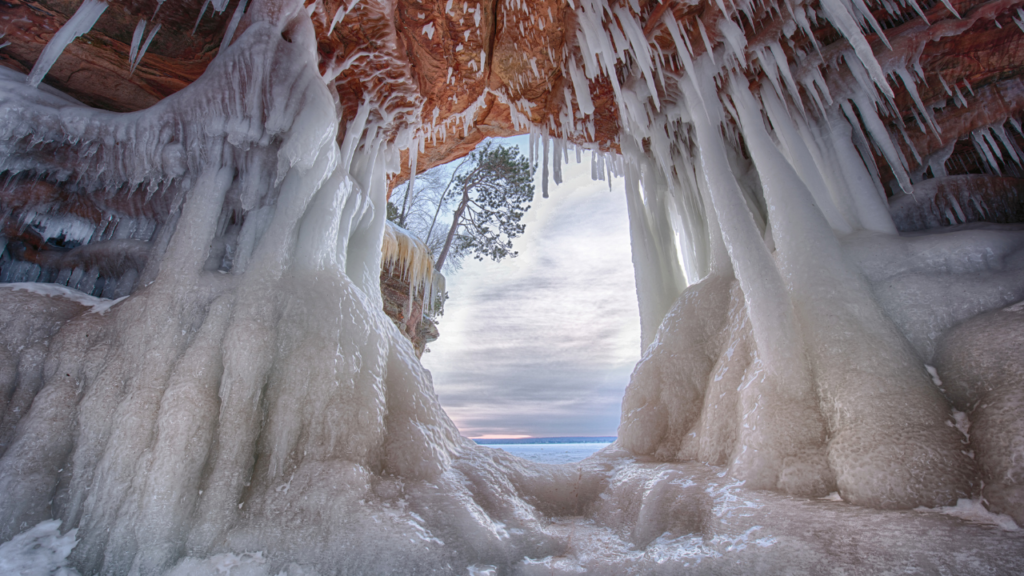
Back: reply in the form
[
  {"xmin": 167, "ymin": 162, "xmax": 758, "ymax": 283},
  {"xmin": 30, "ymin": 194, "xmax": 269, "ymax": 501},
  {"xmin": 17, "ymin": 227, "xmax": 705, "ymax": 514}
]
[{"xmin": 1, "ymin": 0, "xmax": 1024, "ymax": 574}]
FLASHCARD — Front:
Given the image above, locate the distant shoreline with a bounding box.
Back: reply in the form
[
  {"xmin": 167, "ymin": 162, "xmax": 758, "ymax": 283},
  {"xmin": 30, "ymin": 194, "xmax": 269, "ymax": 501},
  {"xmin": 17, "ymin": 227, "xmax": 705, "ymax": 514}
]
[{"xmin": 472, "ymin": 436, "xmax": 616, "ymax": 445}]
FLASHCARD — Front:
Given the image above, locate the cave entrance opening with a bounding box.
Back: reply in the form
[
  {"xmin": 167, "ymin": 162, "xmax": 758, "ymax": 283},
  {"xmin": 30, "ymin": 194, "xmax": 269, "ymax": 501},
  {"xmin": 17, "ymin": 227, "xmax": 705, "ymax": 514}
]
[{"xmin": 390, "ymin": 136, "xmax": 643, "ymax": 450}]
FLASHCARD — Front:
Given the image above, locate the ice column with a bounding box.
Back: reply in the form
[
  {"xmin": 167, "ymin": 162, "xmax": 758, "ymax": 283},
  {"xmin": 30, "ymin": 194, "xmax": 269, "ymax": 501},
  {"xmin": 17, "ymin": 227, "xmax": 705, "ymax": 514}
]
[
  {"xmin": 682, "ymin": 72, "xmax": 833, "ymax": 494},
  {"xmin": 730, "ymin": 79, "xmax": 974, "ymax": 508}
]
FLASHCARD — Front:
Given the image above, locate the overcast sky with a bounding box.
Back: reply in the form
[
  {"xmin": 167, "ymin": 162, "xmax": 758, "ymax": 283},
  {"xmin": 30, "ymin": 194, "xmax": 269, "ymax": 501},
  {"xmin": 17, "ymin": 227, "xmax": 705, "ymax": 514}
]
[{"xmin": 420, "ymin": 137, "xmax": 641, "ymax": 439}]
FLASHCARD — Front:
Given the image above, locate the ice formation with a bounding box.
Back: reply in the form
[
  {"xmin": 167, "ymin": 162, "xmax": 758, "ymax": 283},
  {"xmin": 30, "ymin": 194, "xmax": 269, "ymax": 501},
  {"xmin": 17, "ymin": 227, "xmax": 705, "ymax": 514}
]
[
  {"xmin": 24, "ymin": 0, "xmax": 108, "ymax": 88},
  {"xmin": 381, "ymin": 220, "xmax": 445, "ymax": 315},
  {"xmin": 2, "ymin": 0, "xmax": 1024, "ymax": 573}
]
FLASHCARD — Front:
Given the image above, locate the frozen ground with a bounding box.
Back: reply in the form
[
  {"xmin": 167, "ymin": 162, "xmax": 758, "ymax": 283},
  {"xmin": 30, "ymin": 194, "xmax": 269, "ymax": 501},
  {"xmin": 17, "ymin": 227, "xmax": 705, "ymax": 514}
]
[{"xmin": 2, "ymin": 446, "xmax": 1022, "ymax": 575}]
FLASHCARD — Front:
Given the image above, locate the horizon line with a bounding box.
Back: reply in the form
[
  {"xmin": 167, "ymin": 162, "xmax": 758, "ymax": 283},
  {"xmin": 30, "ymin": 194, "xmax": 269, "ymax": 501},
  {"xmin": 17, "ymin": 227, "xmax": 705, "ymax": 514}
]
[{"xmin": 471, "ymin": 435, "xmax": 617, "ymax": 443}]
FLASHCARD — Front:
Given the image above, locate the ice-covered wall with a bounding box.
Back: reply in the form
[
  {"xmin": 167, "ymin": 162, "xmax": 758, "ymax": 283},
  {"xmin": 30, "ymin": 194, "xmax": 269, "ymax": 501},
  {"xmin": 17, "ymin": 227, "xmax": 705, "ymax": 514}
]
[
  {"xmin": 2, "ymin": 0, "xmax": 1024, "ymax": 573},
  {"xmin": 0, "ymin": 3, "xmax": 472, "ymax": 573},
  {"xmin": 594, "ymin": 0, "xmax": 1024, "ymax": 516}
]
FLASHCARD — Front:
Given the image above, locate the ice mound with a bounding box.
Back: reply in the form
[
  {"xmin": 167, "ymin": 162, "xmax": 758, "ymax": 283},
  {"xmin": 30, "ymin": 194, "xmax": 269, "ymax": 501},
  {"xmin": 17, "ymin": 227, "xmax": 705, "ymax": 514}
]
[{"xmin": 934, "ymin": 300, "xmax": 1024, "ymax": 525}]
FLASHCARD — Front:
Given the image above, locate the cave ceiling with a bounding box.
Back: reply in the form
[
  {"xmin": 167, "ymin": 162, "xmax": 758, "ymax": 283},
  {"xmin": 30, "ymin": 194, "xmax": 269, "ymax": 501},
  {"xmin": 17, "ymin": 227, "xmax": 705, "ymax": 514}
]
[{"xmin": 2, "ymin": 0, "xmax": 1024, "ymax": 199}]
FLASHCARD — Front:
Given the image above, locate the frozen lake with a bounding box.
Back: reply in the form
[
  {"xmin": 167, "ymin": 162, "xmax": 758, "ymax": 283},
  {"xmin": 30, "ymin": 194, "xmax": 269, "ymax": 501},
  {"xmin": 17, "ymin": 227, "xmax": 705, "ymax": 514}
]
[{"xmin": 474, "ymin": 437, "xmax": 615, "ymax": 464}]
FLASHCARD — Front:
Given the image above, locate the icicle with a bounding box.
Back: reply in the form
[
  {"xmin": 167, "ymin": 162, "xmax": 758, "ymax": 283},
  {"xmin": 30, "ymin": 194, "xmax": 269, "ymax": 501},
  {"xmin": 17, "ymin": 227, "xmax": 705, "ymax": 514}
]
[
  {"xmin": 528, "ymin": 128, "xmax": 537, "ymax": 167},
  {"xmin": 924, "ymin": 141, "xmax": 954, "ymax": 178},
  {"xmin": 329, "ymin": 0, "xmax": 360, "ymax": 32},
  {"xmin": 129, "ymin": 20, "xmax": 146, "ymax": 71},
  {"xmin": 767, "ymin": 42, "xmax": 803, "ymax": 111},
  {"xmin": 621, "ymin": 153, "xmax": 684, "ymax": 350},
  {"xmin": 980, "ymin": 128, "xmax": 1005, "ymax": 163},
  {"xmin": 216, "ymin": 0, "xmax": 250, "ymax": 57},
  {"xmin": 381, "ymin": 221, "xmax": 435, "ymax": 303},
  {"xmin": 937, "ymin": 74, "xmax": 952, "ymax": 96},
  {"xmin": 717, "ymin": 18, "xmax": 748, "ymax": 67},
  {"xmin": 682, "ymin": 74, "xmax": 834, "ymax": 491},
  {"xmin": 665, "ymin": 16, "xmax": 705, "ymax": 111},
  {"xmin": 401, "ymin": 144, "xmax": 419, "ymax": 221},
  {"xmin": 553, "ymin": 138, "xmax": 562, "ymax": 186},
  {"xmin": 894, "ymin": 67, "xmax": 939, "ymax": 137},
  {"xmin": 849, "ymin": 93, "xmax": 913, "ymax": 192},
  {"xmin": 972, "ymin": 130, "xmax": 1002, "ymax": 174},
  {"xmin": 906, "ymin": 0, "xmax": 929, "ymax": 24},
  {"xmin": 839, "ymin": 101, "xmax": 882, "ymax": 189},
  {"xmin": 810, "ymin": 66, "xmax": 833, "ymax": 105},
  {"xmin": 130, "ymin": 23, "xmax": 161, "ymax": 75},
  {"xmin": 992, "ymin": 125, "xmax": 1023, "ymax": 167},
  {"xmin": 567, "ymin": 57, "xmax": 595, "ymax": 115},
  {"xmin": 894, "ymin": 115, "xmax": 922, "ymax": 165},
  {"xmin": 952, "ymin": 82, "xmax": 968, "ymax": 108},
  {"xmin": 696, "ymin": 18, "xmax": 715, "ymax": 64},
  {"xmin": 612, "ymin": 6, "xmax": 659, "ymax": 111},
  {"xmin": 193, "ymin": 0, "xmax": 212, "ymax": 34},
  {"xmin": 849, "ymin": 0, "xmax": 893, "ymax": 49},
  {"xmin": 26, "ymin": 0, "xmax": 109, "ymax": 87},
  {"xmin": 542, "ymin": 134, "xmax": 550, "ymax": 198},
  {"xmin": 756, "ymin": 48, "xmax": 786, "ymax": 105},
  {"xmin": 339, "ymin": 98, "xmax": 372, "ymax": 171},
  {"xmin": 819, "ymin": 0, "xmax": 893, "ymax": 97},
  {"xmin": 761, "ymin": 89, "xmax": 853, "ymax": 234},
  {"xmin": 799, "ymin": 75, "xmax": 828, "ymax": 119}
]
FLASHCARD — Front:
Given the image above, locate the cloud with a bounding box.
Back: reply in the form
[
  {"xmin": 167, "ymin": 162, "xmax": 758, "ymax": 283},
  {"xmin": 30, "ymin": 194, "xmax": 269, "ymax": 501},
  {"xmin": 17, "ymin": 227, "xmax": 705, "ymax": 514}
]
[{"xmin": 421, "ymin": 150, "xmax": 641, "ymax": 438}]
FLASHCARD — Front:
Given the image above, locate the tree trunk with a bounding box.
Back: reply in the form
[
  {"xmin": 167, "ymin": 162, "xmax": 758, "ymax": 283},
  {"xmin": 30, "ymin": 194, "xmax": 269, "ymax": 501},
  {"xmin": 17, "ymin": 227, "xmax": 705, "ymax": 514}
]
[
  {"xmin": 398, "ymin": 179, "xmax": 412, "ymax": 226},
  {"xmin": 426, "ymin": 158, "xmax": 471, "ymax": 241},
  {"xmin": 435, "ymin": 190, "xmax": 469, "ymax": 272}
]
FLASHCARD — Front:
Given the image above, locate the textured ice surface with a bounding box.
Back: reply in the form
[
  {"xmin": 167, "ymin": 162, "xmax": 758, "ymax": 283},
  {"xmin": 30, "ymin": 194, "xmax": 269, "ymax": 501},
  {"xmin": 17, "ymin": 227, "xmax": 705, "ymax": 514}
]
[
  {"xmin": 0, "ymin": 520, "xmax": 80, "ymax": 576},
  {"xmin": 933, "ymin": 301, "xmax": 1024, "ymax": 525}
]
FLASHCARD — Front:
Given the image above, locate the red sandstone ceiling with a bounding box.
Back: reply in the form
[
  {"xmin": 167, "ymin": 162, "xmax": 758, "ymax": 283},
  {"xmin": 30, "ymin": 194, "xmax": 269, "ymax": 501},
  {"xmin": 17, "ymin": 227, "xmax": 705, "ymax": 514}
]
[{"xmin": 2, "ymin": 0, "xmax": 1024, "ymax": 187}]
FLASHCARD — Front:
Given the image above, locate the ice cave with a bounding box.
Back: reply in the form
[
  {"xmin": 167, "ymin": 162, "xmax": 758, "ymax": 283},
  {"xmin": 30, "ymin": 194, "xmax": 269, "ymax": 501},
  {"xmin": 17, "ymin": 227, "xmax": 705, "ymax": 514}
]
[{"xmin": 1, "ymin": 0, "xmax": 1024, "ymax": 573}]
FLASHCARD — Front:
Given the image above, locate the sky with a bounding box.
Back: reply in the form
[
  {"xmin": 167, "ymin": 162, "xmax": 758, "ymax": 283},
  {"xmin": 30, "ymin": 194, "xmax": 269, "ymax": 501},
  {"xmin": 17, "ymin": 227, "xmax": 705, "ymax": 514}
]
[{"xmin": 420, "ymin": 136, "xmax": 642, "ymax": 439}]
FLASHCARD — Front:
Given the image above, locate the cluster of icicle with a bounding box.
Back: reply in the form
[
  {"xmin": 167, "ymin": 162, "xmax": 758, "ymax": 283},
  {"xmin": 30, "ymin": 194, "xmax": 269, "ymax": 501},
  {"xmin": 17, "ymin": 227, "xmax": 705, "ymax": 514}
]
[
  {"xmin": 24, "ymin": 0, "xmax": 255, "ymax": 89},
  {"xmin": 381, "ymin": 220, "xmax": 445, "ymax": 315},
  {"xmin": 521, "ymin": 0, "xmax": 1024, "ymax": 513}
]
